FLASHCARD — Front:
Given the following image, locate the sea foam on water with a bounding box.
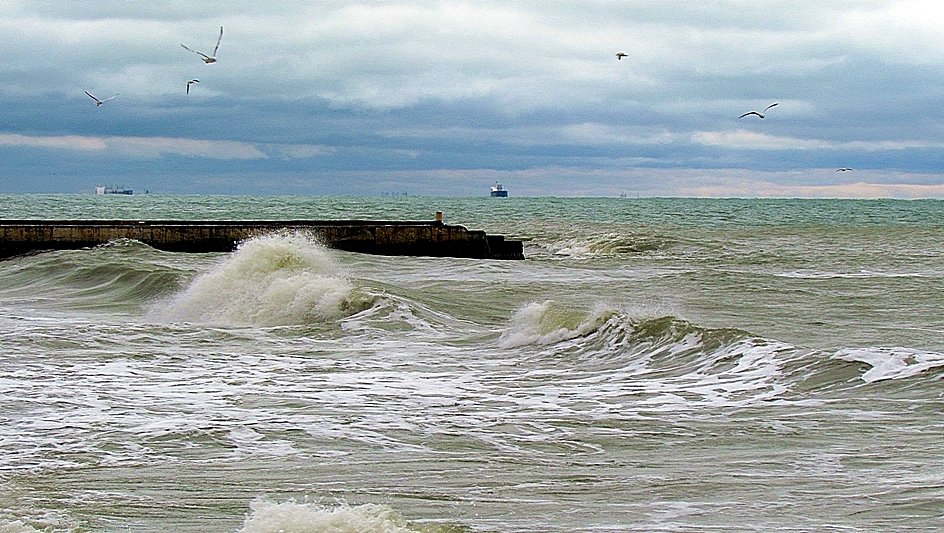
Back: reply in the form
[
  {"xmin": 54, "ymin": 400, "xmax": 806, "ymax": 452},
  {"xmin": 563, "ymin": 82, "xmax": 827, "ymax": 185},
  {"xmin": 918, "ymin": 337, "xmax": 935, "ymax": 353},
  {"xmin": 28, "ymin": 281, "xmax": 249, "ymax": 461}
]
[
  {"xmin": 833, "ymin": 346, "xmax": 944, "ymax": 383},
  {"xmin": 237, "ymin": 500, "xmax": 422, "ymax": 533},
  {"xmin": 0, "ymin": 520, "xmax": 45, "ymax": 533},
  {"xmin": 498, "ymin": 300, "xmax": 614, "ymax": 348},
  {"xmin": 151, "ymin": 232, "xmax": 356, "ymax": 326}
]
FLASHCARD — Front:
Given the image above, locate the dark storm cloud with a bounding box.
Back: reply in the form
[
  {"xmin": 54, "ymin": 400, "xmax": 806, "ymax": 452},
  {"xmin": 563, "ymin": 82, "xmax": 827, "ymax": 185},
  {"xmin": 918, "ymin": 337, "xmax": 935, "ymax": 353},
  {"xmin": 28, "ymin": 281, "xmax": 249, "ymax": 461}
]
[{"xmin": 1, "ymin": 1, "xmax": 943, "ymax": 197}]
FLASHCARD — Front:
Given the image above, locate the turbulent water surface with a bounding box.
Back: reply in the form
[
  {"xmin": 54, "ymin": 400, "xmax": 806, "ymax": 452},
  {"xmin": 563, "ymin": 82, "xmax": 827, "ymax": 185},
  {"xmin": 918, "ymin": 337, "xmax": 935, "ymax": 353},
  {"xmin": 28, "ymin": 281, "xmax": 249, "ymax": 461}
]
[{"xmin": 0, "ymin": 195, "xmax": 942, "ymax": 532}]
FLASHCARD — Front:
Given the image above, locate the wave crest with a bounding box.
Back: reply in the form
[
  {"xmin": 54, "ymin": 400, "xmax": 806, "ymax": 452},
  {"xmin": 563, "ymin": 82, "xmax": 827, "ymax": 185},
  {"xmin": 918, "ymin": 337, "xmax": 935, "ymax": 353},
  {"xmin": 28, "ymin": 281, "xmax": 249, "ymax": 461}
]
[
  {"xmin": 498, "ymin": 300, "xmax": 616, "ymax": 349},
  {"xmin": 0, "ymin": 519, "xmax": 46, "ymax": 533},
  {"xmin": 237, "ymin": 499, "xmax": 460, "ymax": 533},
  {"xmin": 833, "ymin": 347, "xmax": 944, "ymax": 383},
  {"xmin": 548, "ymin": 232, "xmax": 669, "ymax": 258},
  {"xmin": 150, "ymin": 232, "xmax": 366, "ymax": 326},
  {"xmin": 498, "ymin": 300, "xmax": 944, "ymax": 406},
  {"xmin": 498, "ymin": 301, "xmax": 799, "ymax": 405}
]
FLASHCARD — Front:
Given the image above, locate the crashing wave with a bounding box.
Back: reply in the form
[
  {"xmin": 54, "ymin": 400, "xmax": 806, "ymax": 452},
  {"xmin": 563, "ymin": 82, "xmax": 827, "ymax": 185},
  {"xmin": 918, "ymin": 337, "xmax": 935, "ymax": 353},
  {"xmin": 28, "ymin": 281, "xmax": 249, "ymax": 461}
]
[{"xmin": 150, "ymin": 232, "xmax": 372, "ymax": 326}]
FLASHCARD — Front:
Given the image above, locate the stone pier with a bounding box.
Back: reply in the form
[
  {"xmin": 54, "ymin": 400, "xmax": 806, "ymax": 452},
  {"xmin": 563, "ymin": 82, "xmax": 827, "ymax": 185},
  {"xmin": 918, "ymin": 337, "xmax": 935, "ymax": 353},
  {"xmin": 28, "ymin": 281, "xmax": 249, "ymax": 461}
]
[{"xmin": 0, "ymin": 219, "xmax": 525, "ymax": 260}]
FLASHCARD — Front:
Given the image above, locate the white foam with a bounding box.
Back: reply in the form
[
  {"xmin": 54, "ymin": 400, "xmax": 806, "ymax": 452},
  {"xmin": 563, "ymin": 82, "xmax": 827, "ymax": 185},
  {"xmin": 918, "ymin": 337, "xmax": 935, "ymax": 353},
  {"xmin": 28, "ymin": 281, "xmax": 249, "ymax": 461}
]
[
  {"xmin": 237, "ymin": 500, "xmax": 421, "ymax": 533},
  {"xmin": 0, "ymin": 520, "xmax": 45, "ymax": 533},
  {"xmin": 497, "ymin": 300, "xmax": 612, "ymax": 349},
  {"xmin": 546, "ymin": 232, "xmax": 666, "ymax": 259},
  {"xmin": 834, "ymin": 347, "xmax": 944, "ymax": 383},
  {"xmin": 495, "ymin": 302, "xmax": 801, "ymax": 410},
  {"xmin": 150, "ymin": 232, "xmax": 355, "ymax": 326},
  {"xmin": 776, "ymin": 269, "xmax": 931, "ymax": 280}
]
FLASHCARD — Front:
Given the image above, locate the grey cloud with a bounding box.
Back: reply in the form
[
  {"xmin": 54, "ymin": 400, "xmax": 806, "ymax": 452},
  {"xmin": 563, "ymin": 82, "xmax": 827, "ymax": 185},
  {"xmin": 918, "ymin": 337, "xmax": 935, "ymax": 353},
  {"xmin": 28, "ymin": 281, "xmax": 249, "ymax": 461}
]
[{"xmin": 0, "ymin": 1, "xmax": 943, "ymax": 197}]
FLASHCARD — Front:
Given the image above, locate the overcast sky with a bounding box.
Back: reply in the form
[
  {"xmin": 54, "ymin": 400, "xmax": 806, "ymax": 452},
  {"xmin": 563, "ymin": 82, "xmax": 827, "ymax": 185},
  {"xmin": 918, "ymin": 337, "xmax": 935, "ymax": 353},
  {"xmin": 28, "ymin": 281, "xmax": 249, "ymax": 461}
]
[{"xmin": 2, "ymin": 0, "xmax": 944, "ymax": 197}]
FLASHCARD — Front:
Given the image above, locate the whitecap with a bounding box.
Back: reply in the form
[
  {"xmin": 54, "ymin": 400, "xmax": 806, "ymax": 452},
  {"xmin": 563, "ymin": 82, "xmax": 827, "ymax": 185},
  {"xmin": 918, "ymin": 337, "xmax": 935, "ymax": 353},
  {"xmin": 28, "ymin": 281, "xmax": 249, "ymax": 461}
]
[
  {"xmin": 833, "ymin": 347, "xmax": 944, "ymax": 383},
  {"xmin": 497, "ymin": 300, "xmax": 614, "ymax": 349},
  {"xmin": 149, "ymin": 232, "xmax": 361, "ymax": 326},
  {"xmin": 0, "ymin": 519, "xmax": 46, "ymax": 533},
  {"xmin": 237, "ymin": 499, "xmax": 423, "ymax": 533}
]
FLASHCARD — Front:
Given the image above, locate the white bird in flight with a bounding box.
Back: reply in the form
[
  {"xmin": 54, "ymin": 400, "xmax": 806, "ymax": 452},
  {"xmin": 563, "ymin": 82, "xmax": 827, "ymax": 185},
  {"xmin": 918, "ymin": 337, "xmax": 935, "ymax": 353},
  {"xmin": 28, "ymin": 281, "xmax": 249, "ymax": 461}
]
[
  {"xmin": 186, "ymin": 79, "xmax": 200, "ymax": 94},
  {"xmin": 739, "ymin": 102, "xmax": 779, "ymax": 119},
  {"xmin": 836, "ymin": 167, "xmax": 853, "ymax": 172},
  {"xmin": 85, "ymin": 91, "xmax": 118, "ymax": 106},
  {"xmin": 181, "ymin": 26, "xmax": 223, "ymax": 64}
]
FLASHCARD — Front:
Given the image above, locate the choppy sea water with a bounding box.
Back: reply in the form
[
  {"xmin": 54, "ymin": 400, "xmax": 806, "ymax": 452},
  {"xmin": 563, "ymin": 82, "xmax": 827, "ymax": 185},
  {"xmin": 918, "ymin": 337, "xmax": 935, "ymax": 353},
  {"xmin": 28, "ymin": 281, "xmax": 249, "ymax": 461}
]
[{"xmin": 0, "ymin": 194, "xmax": 942, "ymax": 532}]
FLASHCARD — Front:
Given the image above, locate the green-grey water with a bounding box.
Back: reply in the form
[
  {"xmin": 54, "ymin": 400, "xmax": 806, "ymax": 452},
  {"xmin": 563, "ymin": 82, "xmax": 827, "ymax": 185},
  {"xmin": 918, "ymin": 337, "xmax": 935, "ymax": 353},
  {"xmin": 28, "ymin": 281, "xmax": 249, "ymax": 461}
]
[{"xmin": 1, "ymin": 195, "xmax": 942, "ymax": 532}]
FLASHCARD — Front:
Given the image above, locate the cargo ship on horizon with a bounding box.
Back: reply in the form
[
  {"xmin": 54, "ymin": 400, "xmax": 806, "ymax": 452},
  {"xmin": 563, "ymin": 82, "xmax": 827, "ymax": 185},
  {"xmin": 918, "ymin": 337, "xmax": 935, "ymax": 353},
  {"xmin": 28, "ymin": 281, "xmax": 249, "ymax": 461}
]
[{"xmin": 95, "ymin": 186, "xmax": 133, "ymax": 195}]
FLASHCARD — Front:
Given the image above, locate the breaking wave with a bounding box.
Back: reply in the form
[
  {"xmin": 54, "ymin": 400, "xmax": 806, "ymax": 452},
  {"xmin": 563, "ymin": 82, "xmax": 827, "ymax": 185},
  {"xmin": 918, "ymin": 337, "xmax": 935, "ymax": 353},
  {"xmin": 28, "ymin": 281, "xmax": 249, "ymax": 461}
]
[
  {"xmin": 497, "ymin": 300, "xmax": 944, "ymax": 407},
  {"xmin": 544, "ymin": 232, "xmax": 671, "ymax": 258},
  {"xmin": 149, "ymin": 233, "xmax": 373, "ymax": 326},
  {"xmin": 498, "ymin": 300, "xmax": 616, "ymax": 348},
  {"xmin": 833, "ymin": 346, "xmax": 944, "ymax": 383},
  {"xmin": 236, "ymin": 499, "xmax": 465, "ymax": 533},
  {"xmin": 0, "ymin": 520, "xmax": 45, "ymax": 533}
]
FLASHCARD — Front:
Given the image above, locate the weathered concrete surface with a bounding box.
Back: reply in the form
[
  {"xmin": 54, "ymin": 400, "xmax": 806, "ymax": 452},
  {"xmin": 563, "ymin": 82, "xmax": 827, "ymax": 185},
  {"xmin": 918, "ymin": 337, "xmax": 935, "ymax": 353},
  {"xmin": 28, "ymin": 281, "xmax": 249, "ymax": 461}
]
[{"xmin": 0, "ymin": 220, "xmax": 524, "ymax": 260}]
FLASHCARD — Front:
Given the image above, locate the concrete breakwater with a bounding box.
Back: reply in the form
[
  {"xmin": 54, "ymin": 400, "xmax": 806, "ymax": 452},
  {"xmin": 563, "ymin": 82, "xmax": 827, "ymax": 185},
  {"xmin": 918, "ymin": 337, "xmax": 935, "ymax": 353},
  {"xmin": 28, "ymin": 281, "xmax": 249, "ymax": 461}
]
[{"xmin": 0, "ymin": 219, "xmax": 524, "ymax": 260}]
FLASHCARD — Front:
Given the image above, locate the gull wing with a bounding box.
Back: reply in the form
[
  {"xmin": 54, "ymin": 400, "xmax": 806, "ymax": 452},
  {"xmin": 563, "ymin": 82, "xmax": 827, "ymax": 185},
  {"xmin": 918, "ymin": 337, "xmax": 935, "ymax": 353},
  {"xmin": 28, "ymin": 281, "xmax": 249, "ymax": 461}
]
[
  {"xmin": 763, "ymin": 102, "xmax": 779, "ymax": 112},
  {"xmin": 739, "ymin": 111, "xmax": 763, "ymax": 119},
  {"xmin": 85, "ymin": 91, "xmax": 101, "ymax": 104},
  {"xmin": 212, "ymin": 26, "xmax": 223, "ymax": 57},
  {"xmin": 181, "ymin": 43, "xmax": 211, "ymax": 60},
  {"xmin": 102, "ymin": 93, "xmax": 119, "ymax": 102}
]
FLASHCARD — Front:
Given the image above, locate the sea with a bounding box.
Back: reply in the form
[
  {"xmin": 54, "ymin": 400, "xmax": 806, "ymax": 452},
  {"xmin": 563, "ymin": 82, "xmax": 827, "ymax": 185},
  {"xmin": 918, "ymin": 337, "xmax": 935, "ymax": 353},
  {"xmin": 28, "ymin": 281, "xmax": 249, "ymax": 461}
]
[{"xmin": 0, "ymin": 194, "xmax": 942, "ymax": 532}]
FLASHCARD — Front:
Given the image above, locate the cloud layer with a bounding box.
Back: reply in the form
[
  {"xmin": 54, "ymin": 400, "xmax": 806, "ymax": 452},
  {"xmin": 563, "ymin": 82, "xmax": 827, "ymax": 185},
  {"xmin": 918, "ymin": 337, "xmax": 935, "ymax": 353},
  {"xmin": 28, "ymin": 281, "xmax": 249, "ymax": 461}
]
[{"xmin": 1, "ymin": 1, "xmax": 943, "ymax": 197}]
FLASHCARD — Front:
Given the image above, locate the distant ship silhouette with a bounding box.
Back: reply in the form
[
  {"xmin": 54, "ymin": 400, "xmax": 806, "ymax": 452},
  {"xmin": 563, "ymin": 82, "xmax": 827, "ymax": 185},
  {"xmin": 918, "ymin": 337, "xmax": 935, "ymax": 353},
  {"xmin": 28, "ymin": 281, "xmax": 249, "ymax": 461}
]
[{"xmin": 95, "ymin": 185, "xmax": 133, "ymax": 195}]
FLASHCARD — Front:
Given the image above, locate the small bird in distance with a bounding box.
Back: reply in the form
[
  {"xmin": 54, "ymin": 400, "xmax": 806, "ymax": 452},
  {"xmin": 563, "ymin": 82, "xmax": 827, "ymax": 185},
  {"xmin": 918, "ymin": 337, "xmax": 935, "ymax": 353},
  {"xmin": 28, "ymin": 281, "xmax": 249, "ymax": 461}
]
[
  {"xmin": 616, "ymin": 52, "xmax": 628, "ymax": 60},
  {"xmin": 739, "ymin": 102, "xmax": 779, "ymax": 119},
  {"xmin": 186, "ymin": 79, "xmax": 200, "ymax": 94},
  {"xmin": 181, "ymin": 26, "xmax": 223, "ymax": 64},
  {"xmin": 836, "ymin": 168, "xmax": 853, "ymax": 172},
  {"xmin": 85, "ymin": 91, "xmax": 118, "ymax": 106}
]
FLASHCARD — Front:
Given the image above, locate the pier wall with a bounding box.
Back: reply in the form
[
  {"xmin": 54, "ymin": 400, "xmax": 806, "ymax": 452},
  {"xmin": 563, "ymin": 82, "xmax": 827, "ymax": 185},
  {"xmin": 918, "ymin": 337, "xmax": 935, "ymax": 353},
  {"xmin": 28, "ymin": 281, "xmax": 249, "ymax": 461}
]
[{"xmin": 0, "ymin": 220, "xmax": 524, "ymax": 260}]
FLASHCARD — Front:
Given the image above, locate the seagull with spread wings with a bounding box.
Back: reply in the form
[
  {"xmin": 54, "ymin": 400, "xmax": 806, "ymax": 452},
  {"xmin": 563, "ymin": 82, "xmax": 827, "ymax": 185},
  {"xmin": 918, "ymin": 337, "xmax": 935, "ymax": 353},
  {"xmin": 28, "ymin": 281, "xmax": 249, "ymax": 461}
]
[
  {"xmin": 85, "ymin": 91, "xmax": 118, "ymax": 106},
  {"xmin": 739, "ymin": 102, "xmax": 779, "ymax": 119},
  {"xmin": 616, "ymin": 52, "xmax": 628, "ymax": 60},
  {"xmin": 186, "ymin": 79, "xmax": 200, "ymax": 94},
  {"xmin": 181, "ymin": 26, "xmax": 223, "ymax": 64}
]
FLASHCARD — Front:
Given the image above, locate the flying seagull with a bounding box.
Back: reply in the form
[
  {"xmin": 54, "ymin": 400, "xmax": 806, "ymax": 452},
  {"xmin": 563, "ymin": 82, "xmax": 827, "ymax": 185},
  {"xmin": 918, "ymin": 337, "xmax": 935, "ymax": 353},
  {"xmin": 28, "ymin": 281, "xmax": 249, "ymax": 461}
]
[
  {"xmin": 836, "ymin": 168, "xmax": 853, "ymax": 172},
  {"xmin": 739, "ymin": 102, "xmax": 779, "ymax": 119},
  {"xmin": 85, "ymin": 91, "xmax": 118, "ymax": 106},
  {"xmin": 616, "ymin": 52, "xmax": 628, "ymax": 60},
  {"xmin": 186, "ymin": 79, "xmax": 200, "ymax": 94},
  {"xmin": 181, "ymin": 26, "xmax": 223, "ymax": 64}
]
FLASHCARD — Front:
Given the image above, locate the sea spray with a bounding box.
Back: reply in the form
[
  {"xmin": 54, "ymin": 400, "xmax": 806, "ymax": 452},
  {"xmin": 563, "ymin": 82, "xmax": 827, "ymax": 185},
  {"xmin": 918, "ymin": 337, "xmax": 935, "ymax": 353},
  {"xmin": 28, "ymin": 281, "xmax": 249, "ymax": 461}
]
[
  {"xmin": 237, "ymin": 499, "xmax": 432, "ymax": 533},
  {"xmin": 150, "ymin": 232, "xmax": 364, "ymax": 326},
  {"xmin": 3, "ymin": 196, "xmax": 942, "ymax": 531},
  {"xmin": 498, "ymin": 300, "xmax": 616, "ymax": 348}
]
